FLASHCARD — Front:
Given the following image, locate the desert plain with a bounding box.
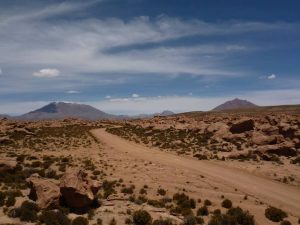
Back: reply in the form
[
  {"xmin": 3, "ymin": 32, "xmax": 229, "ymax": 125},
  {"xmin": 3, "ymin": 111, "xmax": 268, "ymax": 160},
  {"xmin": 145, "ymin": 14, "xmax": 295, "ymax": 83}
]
[{"xmin": 0, "ymin": 107, "xmax": 300, "ymax": 225}]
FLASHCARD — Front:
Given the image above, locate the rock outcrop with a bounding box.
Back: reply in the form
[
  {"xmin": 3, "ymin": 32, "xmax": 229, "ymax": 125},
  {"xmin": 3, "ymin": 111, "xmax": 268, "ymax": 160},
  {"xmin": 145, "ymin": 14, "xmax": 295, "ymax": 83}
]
[
  {"xmin": 60, "ymin": 168, "xmax": 101, "ymax": 209},
  {"xmin": 229, "ymin": 118, "xmax": 255, "ymax": 134},
  {"xmin": 27, "ymin": 173, "xmax": 60, "ymax": 209},
  {"xmin": 0, "ymin": 158, "xmax": 17, "ymax": 172}
]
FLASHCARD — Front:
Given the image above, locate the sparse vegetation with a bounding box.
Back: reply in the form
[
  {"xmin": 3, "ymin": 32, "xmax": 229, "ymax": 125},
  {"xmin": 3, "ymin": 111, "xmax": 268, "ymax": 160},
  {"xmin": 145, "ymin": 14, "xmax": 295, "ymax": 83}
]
[
  {"xmin": 133, "ymin": 210, "xmax": 152, "ymax": 225},
  {"xmin": 221, "ymin": 199, "xmax": 232, "ymax": 209},
  {"xmin": 72, "ymin": 216, "xmax": 89, "ymax": 225},
  {"xmin": 265, "ymin": 206, "xmax": 288, "ymax": 222}
]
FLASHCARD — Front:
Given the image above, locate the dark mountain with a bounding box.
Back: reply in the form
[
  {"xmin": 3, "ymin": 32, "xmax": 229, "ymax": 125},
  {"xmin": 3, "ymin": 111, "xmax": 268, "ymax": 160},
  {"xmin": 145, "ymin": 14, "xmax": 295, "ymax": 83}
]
[
  {"xmin": 0, "ymin": 114, "xmax": 10, "ymax": 119},
  {"xmin": 212, "ymin": 98, "xmax": 258, "ymax": 111},
  {"xmin": 18, "ymin": 102, "xmax": 117, "ymax": 120}
]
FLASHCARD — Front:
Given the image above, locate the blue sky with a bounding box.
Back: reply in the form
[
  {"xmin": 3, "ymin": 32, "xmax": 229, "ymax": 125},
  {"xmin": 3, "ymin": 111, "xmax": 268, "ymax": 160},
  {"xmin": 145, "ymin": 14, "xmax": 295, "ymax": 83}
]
[{"xmin": 0, "ymin": 0, "xmax": 300, "ymax": 115}]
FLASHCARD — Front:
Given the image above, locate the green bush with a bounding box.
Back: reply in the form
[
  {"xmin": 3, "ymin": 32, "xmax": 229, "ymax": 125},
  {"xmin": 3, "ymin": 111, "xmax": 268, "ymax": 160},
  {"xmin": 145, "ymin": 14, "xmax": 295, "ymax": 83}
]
[
  {"xmin": 265, "ymin": 206, "xmax": 287, "ymax": 222},
  {"xmin": 208, "ymin": 207, "xmax": 254, "ymax": 225},
  {"xmin": 39, "ymin": 210, "xmax": 71, "ymax": 225},
  {"xmin": 197, "ymin": 206, "xmax": 209, "ymax": 216},
  {"xmin": 133, "ymin": 210, "xmax": 152, "ymax": 225},
  {"xmin": 72, "ymin": 216, "xmax": 89, "ymax": 225},
  {"xmin": 280, "ymin": 220, "xmax": 292, "ymax": 225},
  {"xmin": 172, "ymin": 192, "xmax": 196, "ymax": 216},
  {"xmin": 221, "ymin": 199, "xmax": 232, "ymax": 209}
]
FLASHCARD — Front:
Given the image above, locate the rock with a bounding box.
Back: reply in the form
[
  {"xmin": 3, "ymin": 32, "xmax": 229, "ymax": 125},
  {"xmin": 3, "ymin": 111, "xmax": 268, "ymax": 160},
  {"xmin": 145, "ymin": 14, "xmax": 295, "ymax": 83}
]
[
  {"xmin": 278, "ymin": 123, "xmax": 297, "ymax": 138},
  {"xmin": 0, "ymin": 136, "xmax": 13, "ymax": 145},
  {"xmin": 60, "ymin": 168, "xmax": 101, "ymax": 209},
  {"xmin": 0, "ymin": 158, "xmax": 17, "ymax": 172},
  {"xmin": 251, "ymin": 132, "xmax": 277, "ymax": 145},
  {"xmin": 229, "ymin": 118, "xmax": 255, "ymax": 134},
  {"xmin": 207, "ymin": 122, "xmax": 229, "ymax": 138},
  {"xmin": 106, "ymin": 193, "xmax": 129, "ymax": 201},
  {"xmin": 257, "ymin": 124, "xmax": 279, "ymax": 135},
  {"xmin": 255, "ymin": 142, "xmax": 297, "ymax": 156},
  {"xmin": 27, "ymin": 174, "xmax": 60, "ymax": 209}
]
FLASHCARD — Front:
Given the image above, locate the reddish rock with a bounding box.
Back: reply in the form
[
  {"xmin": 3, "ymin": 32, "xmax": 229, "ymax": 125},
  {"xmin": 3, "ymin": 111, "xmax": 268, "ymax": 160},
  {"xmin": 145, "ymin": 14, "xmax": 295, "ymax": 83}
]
[
  {"xmin": 0, "ymin": 158, "xmax": 17, "ymax": 172},
  {"xmin": 251, "ymin": 132, "xmax": 277, "ymax": 145},
  {"xmin": 255, "ymin": 142, "xmax": 297, "ymax": 156},
  {"xmin": 27, "ymin": 174, "xmax": 60, "ymax": 209},
  {"xmin": 229, "ymin": 118, "xmax": 255, "ymax": 134},
  {"xmin": 60, "ymin": 168, "xmax": 101, "ymax": 209}
]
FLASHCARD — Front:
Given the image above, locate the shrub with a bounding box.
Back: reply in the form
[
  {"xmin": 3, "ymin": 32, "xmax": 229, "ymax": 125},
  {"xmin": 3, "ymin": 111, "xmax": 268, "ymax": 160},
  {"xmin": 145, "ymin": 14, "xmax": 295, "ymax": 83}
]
[
  {"xmin": 183, "ymin": 215, "xmax": 197, "ymax": 225},
  {"xmin": 195, "ymin": 217, "xmax": 204, "ymax": 224},
  {"xmin": 39, "ymin": 210, "xmax": 71, "ymax": 225},
  {"xmin": 281, "ymin": 220, "xmax": 292, "ymax": 225},
  {"xmin": 0, "ymin": 192, "xmax": 5, "ymax": 206},
  {"xmin": 265, "ymin": 206, "xmax": 287, "ymax": 222},
  {"xmin": 133, "ymin": 210, "xmax": 152, "ymax": 225},
  {"xmin": 11, "ymin": 201, "xmax": 39, "ymax": 222},
  {"xmin": 213, "ymin": 209, "xmax": 221, "ymax": 215},
  {"xmin": 72, "ymin": 216, "xmax": 89, "ymax": 225},
  {"xmin": 204, "ymin": 199, "xmax": 212, "ymax": 206},
  {"xmin": 208, "ymin": 207, "xmax": 254, "ymax": 225},
  {"xmin": 125, "ymin": 218, "xmax": 132, "ymax": 224},
  {"xmin": 157, "ymin": 188, "xmax": 166, "ymax": 196},
  {"xmin": 152, "ymin": 218, "xmax": 173, "ymax": 225},
  {"xmin": 121, "ymin": 186, "xmax": 134, "ymax": 194},
  {"xmin": 140, "ymin": 188, "xmax": 147, "ymax": 195},
  {"xmin": 97, "ymin": 218, "xmax": 103, "ymax": 225},
  {"xmin": 109, "ymin": 218, "xmax": 117, "ymax": 225},
  {"xmin": 221, "ymin": 199, "xmax": 232, "ymax": 209},
  {"xmin": 172, "ymin": 192, "xmax": 196, "ymax": 216},
  {"xmin": 197, "ymin": 206, "xmax": 209, "ymax": 216},
  {"xmin": 5, "ymin": 195, "xmax": 16, "ymax": 207}
]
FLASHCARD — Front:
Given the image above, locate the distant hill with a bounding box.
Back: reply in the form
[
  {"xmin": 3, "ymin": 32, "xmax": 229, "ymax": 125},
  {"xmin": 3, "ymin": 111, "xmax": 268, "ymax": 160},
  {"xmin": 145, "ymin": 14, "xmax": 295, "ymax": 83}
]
[
  {"xmin": 15, "ymin": 102, "xmax": 174, "ymax": 120},
  {"xmin": 0, "ymin": 114, "xmax": 10, "ymax": 119},
  {"xmin": 212, "ymin": 98, "xmax": 258, "ymax": 111},
  {"xmin": 17, "ymin": 102, "xmax": 117, "ymax": 120}
]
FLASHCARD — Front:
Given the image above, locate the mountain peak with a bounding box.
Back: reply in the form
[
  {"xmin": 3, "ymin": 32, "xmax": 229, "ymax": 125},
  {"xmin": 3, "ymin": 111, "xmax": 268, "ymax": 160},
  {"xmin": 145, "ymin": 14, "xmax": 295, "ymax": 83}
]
[
  {"xmin": 212, "ymin": 98, "xmax": 258, "ymax": 111},
  {"xmin": 20, "ymin": 102, "xmax": 116, "ymax": 120}
]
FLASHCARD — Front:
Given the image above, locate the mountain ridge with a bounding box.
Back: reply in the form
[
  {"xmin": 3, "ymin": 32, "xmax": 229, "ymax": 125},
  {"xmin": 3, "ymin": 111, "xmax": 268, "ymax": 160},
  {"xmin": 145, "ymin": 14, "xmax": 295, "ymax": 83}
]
[{"xmin": 212, "ymin": 98, "xmax": 258, "ymax": 111}]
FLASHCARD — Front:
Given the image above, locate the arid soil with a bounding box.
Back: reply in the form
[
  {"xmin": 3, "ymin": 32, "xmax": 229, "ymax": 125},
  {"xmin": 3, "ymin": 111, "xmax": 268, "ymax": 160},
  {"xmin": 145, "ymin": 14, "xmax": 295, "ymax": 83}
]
[{"xmin": 0, "ymin": 111, "xmax": 299, "ymax": 225}]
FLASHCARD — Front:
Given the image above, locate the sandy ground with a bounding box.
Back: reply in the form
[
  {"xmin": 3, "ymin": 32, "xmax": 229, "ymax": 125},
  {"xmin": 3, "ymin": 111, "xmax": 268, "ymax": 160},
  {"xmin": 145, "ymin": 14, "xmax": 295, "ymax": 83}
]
[{"xmin": 91, "ymin": 128, "xmax": 300, "ymax": 225}]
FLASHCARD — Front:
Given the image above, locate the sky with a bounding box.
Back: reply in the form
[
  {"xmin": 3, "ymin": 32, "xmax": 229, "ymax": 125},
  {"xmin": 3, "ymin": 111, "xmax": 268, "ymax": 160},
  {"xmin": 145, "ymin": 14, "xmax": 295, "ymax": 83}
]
[{"xmin": 0, "ymin": 0, "xmax": 300, "ymax": 115}]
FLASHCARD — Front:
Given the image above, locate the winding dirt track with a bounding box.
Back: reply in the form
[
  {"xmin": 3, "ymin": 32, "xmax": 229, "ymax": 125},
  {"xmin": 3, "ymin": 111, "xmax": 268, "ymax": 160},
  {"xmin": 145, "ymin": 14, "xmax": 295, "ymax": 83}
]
[{"xmin": 91, "ymin": 129, "xmax": 300, "ymax": 217}]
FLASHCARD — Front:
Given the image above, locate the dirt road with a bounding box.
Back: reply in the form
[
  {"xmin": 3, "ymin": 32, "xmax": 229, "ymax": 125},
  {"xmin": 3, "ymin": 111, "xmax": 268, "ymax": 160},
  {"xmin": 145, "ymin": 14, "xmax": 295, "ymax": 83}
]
[{"xmin": 91, "ymin": 128, "xmax": 300, "ymax": 217}]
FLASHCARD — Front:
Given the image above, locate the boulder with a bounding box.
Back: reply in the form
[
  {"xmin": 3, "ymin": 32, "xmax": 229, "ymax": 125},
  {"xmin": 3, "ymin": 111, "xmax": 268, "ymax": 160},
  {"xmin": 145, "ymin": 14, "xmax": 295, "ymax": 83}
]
[
  {"xmin": 251, "ymin": 132, "xmax": 277, "ymax": 145},
  {"xmin": 278, "ymin": 123, "xmax": 298, "ymax": 138},
  {"xmin": 0, "ymin": 136, "xmax": 13, "ymax": 145},
  {"xmin": 0, "ymin": 158, "xmax": 17, "ymax": 172},
  {"xmin": 229, "ymin": 118, "xmax": 255, "ymax": 134},
  {"xmin": 60, "ymin": 168, "xmax": 101, "ymax": 209},
  {"xmin": 27, "ymin": 173, "xmax": 60, "ymax": 209},
  {"xmin": 257, "ymin": 124, "xmax": 279, "ymax": 135},
  {"xmin": 255, "ymin": 142, "xmax": 297, "ymax": 157}
]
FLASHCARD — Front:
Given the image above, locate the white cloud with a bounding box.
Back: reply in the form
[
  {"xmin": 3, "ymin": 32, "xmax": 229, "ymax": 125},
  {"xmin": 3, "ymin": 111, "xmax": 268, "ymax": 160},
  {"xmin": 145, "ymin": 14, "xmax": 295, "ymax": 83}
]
[
  {"xmin": 267, "ymin": 74, "xmax": 276, "ymax": 80},
  {"xmin": 1, "ymin": 11, "xmax": 296, "ymax": 81},
  {"xmin": 132, "ymin": 93, "xmax": 140, "ymax": 98},
  {"xmin": 66, "ymin": 90, "xmax": 80, "ymax": 94},
  {"xmin": 33, "ymin": 68, "xmax": 61, "ymax": 78},
  {"xmin": 105, "ymin": 95, "xmax": 111, "ymax": 99}
]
